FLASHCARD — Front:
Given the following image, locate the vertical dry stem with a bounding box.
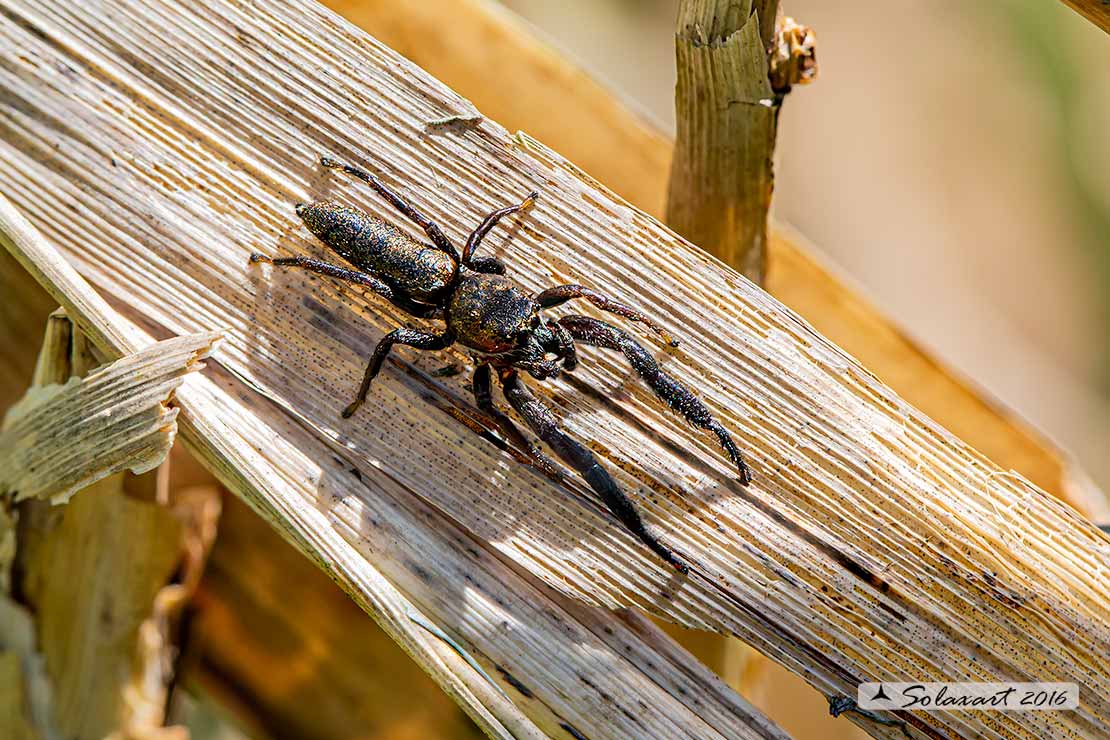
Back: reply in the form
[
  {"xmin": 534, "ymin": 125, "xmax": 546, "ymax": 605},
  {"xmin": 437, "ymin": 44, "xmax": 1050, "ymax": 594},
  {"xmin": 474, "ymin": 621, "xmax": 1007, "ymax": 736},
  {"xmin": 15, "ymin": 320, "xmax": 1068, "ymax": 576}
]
[{"xmin": 667, "ymin": 0, "xmax": 811, "ymax": 283}]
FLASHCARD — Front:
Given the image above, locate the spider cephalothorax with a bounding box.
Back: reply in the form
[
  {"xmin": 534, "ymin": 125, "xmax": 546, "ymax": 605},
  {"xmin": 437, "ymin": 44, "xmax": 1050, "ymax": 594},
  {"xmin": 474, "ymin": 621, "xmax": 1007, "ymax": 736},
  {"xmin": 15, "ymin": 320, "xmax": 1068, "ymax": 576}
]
[{"xmin": 251, "ymin": 156, "xmax": 751, "ymax": 573}]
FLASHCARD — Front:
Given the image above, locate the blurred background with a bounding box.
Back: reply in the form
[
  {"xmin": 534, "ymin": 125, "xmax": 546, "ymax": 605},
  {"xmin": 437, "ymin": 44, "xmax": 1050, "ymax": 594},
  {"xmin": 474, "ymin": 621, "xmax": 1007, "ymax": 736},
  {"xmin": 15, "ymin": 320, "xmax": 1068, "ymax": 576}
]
[{"xmin": 499, "ymin": 0, "xmax": 1110, "ymax": 493}]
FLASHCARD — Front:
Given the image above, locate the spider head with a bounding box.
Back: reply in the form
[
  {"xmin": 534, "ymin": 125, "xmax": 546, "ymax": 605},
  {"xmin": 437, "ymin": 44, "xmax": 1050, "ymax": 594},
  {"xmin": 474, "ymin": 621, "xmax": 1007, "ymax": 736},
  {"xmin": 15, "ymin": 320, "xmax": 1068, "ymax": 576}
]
[{"xmin": 528, "ymin": 317, "xmax": 555, "ymax": 346}]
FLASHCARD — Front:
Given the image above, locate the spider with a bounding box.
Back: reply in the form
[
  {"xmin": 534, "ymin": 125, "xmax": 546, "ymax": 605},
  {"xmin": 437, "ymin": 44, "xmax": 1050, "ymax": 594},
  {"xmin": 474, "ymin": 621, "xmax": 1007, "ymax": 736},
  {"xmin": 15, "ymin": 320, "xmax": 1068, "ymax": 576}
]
[{"xmin": 250, "ymin": 156, "xmax": 752, "ymax": 573}]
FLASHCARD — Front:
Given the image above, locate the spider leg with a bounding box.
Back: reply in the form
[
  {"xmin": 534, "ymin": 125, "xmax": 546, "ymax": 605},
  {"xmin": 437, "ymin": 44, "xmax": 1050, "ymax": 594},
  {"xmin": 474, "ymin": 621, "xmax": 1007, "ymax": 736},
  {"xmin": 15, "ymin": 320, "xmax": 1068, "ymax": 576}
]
[
  {"xmin": 466, "ymin": 256, "xmax": 506, "ymax": 275},
  {"xmin": 499, "ymin": 368, "xmax": 689, "ymax": 573},
  {"xmin": 462, "ymin": 191, "xmax": 539, "ymax": 264},
  {"xmin": 533, "ymin": 284, "xmax": 678, "ymax": 346},
  {"xmin": 249, "ymin": 253, "xmax": 443, "ymax": 319},
  {"xmin": 548, "ymin": 319, "xmax": 577, "ymax": 371},
  {"xmin": 343, "ymin": 329, "xmax": 454, "ymax": 418},
  {"xmin": 472, "ymin": 364, "xmax": 563, "ymax": 481},
  {"xmin": 319, "ymin": 156, "xmax": 461, "ymax": 263},
  {"xmin": 559, "ymin": 315, "xmax": 752, "ymax": 485}
]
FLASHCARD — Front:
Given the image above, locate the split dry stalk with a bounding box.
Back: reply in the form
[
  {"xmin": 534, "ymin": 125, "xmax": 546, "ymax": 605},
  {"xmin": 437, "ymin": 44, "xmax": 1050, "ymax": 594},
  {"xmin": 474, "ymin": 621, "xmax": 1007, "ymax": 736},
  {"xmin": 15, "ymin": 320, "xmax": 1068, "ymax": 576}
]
[
  {"xmin": 15, "ymin": 469, "xmax": 184, "ymax": 739},
  {"xmin": 0, "ymin": 332, "xmax": 217, "ymax": 504},
  {"xmin": 0, "ymin": 310, "xmax": 214, "ymax": 738},
  {"xmin": 0, "ymin": 2, "xmax": 1107, "ymax": 738}
]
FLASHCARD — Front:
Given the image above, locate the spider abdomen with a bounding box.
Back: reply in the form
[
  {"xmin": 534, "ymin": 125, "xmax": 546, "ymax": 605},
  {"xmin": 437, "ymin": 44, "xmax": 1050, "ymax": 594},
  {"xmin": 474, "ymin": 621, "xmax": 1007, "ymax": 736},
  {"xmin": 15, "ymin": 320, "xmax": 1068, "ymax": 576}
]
[{"xmin": 297, "ymin": 200, "xmax": 455, "ymax": 301}]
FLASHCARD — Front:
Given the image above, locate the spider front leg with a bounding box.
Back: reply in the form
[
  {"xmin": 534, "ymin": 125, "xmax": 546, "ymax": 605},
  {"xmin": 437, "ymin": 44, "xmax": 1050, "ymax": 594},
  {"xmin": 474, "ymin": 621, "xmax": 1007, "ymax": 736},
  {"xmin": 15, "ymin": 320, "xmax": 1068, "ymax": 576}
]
[
  {"xmin": 499, "ymin": 369, "xmax": 689, "ymax": 573},
  {"xmin": 549, "ymin": 320, "xmax": 577, "ymax": 371},
  {"xmin": 343, "ymin": 328, "xmax": 454, "ymax": 418},
  {"xmin": 462, "ymin": 191, "xmax": 539, "ymax": 266},
  {"xmin": 534, "ymin": 284, "xmax": 678, "ymax": 346},
  {"xmin": 559, "ymin": 315, "xmax": 752, "ymax": 485}
]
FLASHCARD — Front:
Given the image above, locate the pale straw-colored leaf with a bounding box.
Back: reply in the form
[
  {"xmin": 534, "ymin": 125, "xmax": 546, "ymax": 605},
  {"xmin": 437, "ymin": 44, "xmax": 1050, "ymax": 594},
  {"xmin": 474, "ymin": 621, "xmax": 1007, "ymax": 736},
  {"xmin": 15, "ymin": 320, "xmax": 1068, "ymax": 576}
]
[
  {"xmin": 0, "ymin": 2, "xmax": 1107, "ymax": 738},
  {"xmin": 0, "ymin": 182, "xmax": 782, "ymax": 739}
]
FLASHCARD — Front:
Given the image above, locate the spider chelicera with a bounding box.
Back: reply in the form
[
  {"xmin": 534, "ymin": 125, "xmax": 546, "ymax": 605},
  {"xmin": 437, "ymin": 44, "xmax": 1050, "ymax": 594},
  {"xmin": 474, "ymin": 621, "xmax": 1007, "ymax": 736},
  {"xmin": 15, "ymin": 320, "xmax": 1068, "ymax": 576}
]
[{"xmin": 250, "ymin": 156, "xmax": 752, "ymax": 572}]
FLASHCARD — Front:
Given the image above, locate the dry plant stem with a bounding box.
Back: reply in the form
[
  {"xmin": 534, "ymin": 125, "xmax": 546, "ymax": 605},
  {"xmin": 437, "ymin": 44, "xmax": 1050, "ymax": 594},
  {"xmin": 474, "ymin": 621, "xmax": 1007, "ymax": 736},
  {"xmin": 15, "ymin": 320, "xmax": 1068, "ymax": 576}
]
[
  {"xmin": 0, "ymin": 332, "xmax": 217, "ymax": 504},
  {"xmin": 324, "ymin": 0, "xmax": 1104, "ymax": 518},
  {"xmin": 0, "ymin": 2, "xmax": 1107, "ymax": 738},
  {"xmin": 0, "ymin": 203, "xmax": 542, "ymax": 740},
  {"xmin": 2, "ymin": 312, "xmax": 195, "ymax": 739},
  {"xmin": 666, "ymin": 0, "xmax": 784, "ymax": 283},
  {"xmin": 0, "ymin": 186, "xmax": 782, "ymax": 740},
  {"xmin": 1, "ymin": 318, "xmax": 217, "ymax": 736},
  {"xmin": 1060, "ymin": 0, "xmax": 1110, "ymax": 32},
  {"xmin": 29, "ymin": 309, "xmax": 71, "ymax": 387},
  {"xmin": 184, "ymin": 493, "xmax": 487, "ymax": 740},
  {"xmin": 16, "ymin": 469, "xmax": 184, "ymax": 739}
]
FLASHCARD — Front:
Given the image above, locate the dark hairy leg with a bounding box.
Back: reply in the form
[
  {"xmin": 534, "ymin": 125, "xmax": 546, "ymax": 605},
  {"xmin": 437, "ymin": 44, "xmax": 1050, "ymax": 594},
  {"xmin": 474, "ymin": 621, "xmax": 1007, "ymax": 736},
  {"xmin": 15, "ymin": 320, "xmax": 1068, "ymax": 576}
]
[
  {"xmin": 472, "ymin": 364, "xmax": 563, "ymax": 481},
  {"xmin": 466, "ymin": 256, "xmax": 506, "ymax": 275},
  {"xmin": 249, "ymin": 253, "xmax": 443, "ymax": 319},
  {"xmin": 499, "ymin": 369, "xmax": 689, "ymax": 573},
  {"xmin": 548, "ymin": 320, "xmax": 578, "ymax": 371},
  {"xmin": 533, "ymin": 284, "xmax": 678, "ymax": 346},
  {"xmin": 559, "ymin": 315, "xmax": 752, "ymax": 485},
  {"xmin": 343, "ymin": 329, "xmax": 454, "ymax": 418},
  {"xmin": 462, "ymin": 191, "xmax": 539, "ymax": 264},
  {"xmin": 516, "ymin": 359, "xmax": 562, "ymax": 380},
  {"xmin": 319, "ymin": 156, "xmax": 461, "ymax": 263}
]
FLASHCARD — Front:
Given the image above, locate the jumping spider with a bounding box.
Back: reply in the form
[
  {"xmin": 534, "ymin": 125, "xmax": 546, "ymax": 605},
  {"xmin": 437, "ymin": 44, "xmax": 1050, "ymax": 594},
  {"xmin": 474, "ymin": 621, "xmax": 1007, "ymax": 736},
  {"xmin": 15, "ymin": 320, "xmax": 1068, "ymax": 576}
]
[{"xmin": 251, "ymin": 156, "xmax": 752, "ymax": 573}]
